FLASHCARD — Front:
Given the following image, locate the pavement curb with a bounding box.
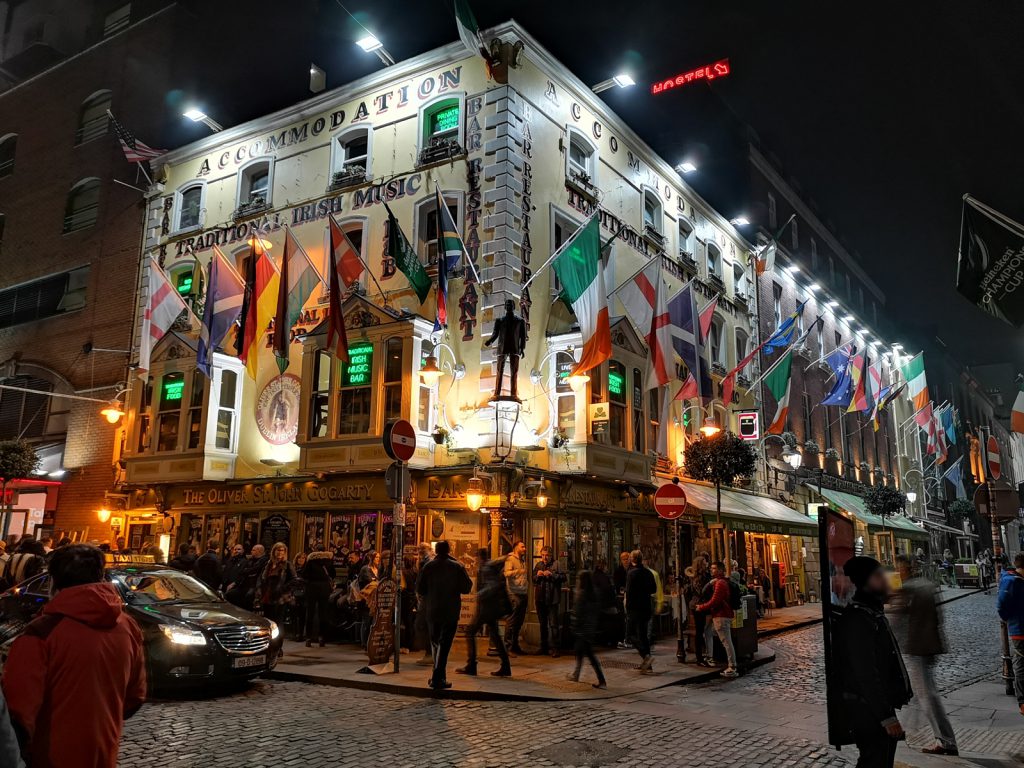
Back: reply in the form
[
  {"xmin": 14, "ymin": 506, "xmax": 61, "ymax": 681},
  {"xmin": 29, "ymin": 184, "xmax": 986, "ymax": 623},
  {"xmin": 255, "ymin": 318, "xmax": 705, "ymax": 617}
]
[
  {"xmin": 264, "ymin": 647, "xmax": 777, "ymax": 702},
  {"xmin": 937, "ymin": 587, "xmax": 988, "ymax": 606}
]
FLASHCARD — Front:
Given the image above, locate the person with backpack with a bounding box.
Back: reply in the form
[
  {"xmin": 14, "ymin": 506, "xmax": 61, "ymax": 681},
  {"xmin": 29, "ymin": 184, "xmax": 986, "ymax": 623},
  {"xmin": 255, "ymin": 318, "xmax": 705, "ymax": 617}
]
[{"xmin": 696, "ymin": 560, "xmax": 739, "ymax": 677}]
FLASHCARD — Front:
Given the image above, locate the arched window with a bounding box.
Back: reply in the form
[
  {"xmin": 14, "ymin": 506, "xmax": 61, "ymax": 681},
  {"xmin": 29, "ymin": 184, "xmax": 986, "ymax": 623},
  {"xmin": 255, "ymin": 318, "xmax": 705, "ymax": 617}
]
[
  {"xmin": 76, "ymin": 91, "xmax": 111, "ymax": 145},
  {"xmin": 733, "ymin": 261, "xmax": 749, "ymax": 299},
  {"xmin": 175, "ymin": 182, "xmax": 205, "ymax": 231},
  {"xmin": 0, "ymin": 134, "xmax": 16, "ymax": 177},
  {"xmin": 642, "ymin": 188, "xmax": 663, "ymax": 234},
  {"xmin": 417, "ymin": 93, "xmax": 466, "ymax": 164},
  {"xmin": 330, "ymin": 127, "xmax": 372, "ymax": 187},
  {"xmin": 677, "ymin": 216, "xmax": 695, "ymax": 259},
  {"xmin": 565, "ymin": 128, "xmax": 597, "ymax": 184},
  {"xmin": 709, "ymin": 316, "xmax": 725, "ymax": 366},
  {"xmin": 706, "ymin": 242, "xmax": 722, "ymax": 280},
  {"xmin": 415, "ymin": 192, "xmax": 461, "ymax": 267},
  {"xmin": 236, "ymin": 158, "xmax": 272, "ymax": 214},
  {"xmin": 63, "ymin": 178, "xmax": 101, "ymax": 233},
  {"xmin": 735, "ymin": 329, "xmax": 750, "ymax": 376}
]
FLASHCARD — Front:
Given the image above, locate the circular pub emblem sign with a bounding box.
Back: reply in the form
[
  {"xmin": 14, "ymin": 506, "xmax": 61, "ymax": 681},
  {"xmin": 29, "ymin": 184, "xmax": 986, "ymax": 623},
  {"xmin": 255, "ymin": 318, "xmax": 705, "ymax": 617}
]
[{"xmin": 255, "ymin": 374, "xmax": 302, "ymax": 446}]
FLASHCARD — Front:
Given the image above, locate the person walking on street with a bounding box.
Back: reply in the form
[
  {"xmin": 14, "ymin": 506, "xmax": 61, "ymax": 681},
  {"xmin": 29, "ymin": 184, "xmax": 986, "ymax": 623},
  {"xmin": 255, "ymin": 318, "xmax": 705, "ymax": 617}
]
[
  {"xmin": 416, "ymin": 541, "xmax": 472, "ymax": 691},
  {"xmin": 835, "ymin": 556, "xmax": 912, "ymax": 768},
  {"xmin": 255, "ymin": 542, "xmax": 296, "ymax": 623},
  {"xmin": 302, "ymin": 549, "xmax": 335, "ymax": 647},
  {"xmin": 997, "ymin": 552, "xmax": 1024, "ymax": 716},
  {"xmin": 192, "ymin": 540, "xmax": 222, "ymax": 590},
  {"xmin": 458, "ymin": 549, "xmax": 512, "ymax": 678},
  {"xmin": 568, "ymin": 570, "xmax": 607, "ymax": 689},
  {"xmin": 894, "ymin": 554, "xmax": 958, "ymax": 755},
  {"xmin": 534, "ymin": 546, "xmax": 566, "ymax": 657},
  {"xmin": 696, "ymin": 560, "xmax": 739, "ymax": 677},
  {"xmin": 625, "ymin": 550, "xmax": 656, "ymax": 673},
  {"xmin": 2, "ymin": 544, "xmax": 146, "ymax": 768},
  {"xmin": 503, "ymin": 541, "xmax": 529, "ymax": 655}
]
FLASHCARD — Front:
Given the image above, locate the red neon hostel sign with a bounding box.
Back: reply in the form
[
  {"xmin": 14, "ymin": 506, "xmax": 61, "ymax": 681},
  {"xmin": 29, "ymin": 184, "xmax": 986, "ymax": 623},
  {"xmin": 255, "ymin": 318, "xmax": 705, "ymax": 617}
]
[{"xmin": 651, "ymin": 59, "xmax": 730, "ymax": 95}]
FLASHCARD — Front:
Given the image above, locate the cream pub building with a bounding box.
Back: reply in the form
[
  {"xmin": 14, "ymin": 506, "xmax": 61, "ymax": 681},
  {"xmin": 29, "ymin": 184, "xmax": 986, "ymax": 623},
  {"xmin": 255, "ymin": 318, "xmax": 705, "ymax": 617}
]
[{"xmin": 119, "ymin": 22, "xmax": 817, "ymax": 615}]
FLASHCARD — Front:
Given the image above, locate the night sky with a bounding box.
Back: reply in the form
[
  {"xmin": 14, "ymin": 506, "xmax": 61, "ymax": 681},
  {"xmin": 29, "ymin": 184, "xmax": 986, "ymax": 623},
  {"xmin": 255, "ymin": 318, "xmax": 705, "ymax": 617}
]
[{"xmin": 176, "ymin": 0, "xmax": 1024, "ymax": 370}]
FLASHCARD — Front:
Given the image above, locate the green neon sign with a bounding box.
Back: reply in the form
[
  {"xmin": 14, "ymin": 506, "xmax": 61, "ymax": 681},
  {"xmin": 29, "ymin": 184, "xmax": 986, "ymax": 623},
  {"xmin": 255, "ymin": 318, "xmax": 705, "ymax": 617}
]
[
  {"xmin": 608, "ymin": 370, "xmax": 624, "ymax": 396},
  {"xmin": 176, "ymin": 274, "xmax": 193, "ymax": 296},
  {"xmin": 430, "ymin": 104, "xmax": 460, "ymax": 135},
  {"xmin": 163, "ymin": 379, "xmax": 184, "ymax": 402},
  {"xmin": 343, "ymin": 342, "xmax": 374, "ymax": 387}
]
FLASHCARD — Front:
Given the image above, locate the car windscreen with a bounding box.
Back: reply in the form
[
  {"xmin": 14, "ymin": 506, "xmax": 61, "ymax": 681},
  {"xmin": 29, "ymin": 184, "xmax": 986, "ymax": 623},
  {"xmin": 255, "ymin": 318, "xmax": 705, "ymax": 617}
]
[{"xmin": 111, "ymin": 570, "xmax": 219, "ymax": 604}]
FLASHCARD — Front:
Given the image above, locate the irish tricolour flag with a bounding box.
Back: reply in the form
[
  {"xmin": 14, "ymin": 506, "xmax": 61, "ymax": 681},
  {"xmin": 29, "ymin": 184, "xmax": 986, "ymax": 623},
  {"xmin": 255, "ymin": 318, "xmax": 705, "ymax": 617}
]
[
  {"xmin": 764, "ymin": 349, "xmax": 794, "ymax": 435},
  {"xmin": 900, "ymin": 352, "xmax": 929, "ymax": 411},
  {"xmin": 552, "ymin": 216, "xmax": 611, "ymax": 376}
]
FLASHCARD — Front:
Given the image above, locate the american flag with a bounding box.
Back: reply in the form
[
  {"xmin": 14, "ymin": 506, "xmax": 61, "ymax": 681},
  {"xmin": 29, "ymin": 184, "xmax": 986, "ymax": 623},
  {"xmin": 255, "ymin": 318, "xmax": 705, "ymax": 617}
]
[{"xmin": 107, "ymin": 110, "xmax": 165, "ymax": 163}]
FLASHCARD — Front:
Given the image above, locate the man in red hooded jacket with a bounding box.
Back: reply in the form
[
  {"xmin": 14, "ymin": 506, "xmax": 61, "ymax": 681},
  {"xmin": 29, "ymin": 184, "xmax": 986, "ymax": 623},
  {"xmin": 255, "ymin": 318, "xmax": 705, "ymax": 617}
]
[{"xmin": 3, "ymin": 543, "xmax": 146, "ymax": 768}]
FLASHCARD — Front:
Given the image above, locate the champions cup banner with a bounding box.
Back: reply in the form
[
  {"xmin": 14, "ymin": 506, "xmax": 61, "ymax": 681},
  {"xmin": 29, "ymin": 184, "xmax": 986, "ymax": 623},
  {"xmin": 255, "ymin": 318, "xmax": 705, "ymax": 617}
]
[{"xmin": 957, "ymin": 197, "xmax": 1024, "ymax": 327}]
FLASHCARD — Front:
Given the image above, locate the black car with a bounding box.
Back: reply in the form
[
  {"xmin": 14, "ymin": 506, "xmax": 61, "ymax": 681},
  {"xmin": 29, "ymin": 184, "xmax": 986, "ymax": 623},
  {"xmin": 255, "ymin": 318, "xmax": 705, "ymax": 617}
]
[{"xmin": 0, "ymin": 558, "xmax": 284, "ymax": 691}]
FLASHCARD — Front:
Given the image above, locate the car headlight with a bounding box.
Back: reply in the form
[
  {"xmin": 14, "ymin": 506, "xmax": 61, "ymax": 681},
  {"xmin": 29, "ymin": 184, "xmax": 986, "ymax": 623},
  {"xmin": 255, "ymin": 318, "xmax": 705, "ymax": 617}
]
[
  {"xmin": 160, "ymin": 624, "xmax": 208, "ymax": 646},
  {"xmin": 269, "ymin": 621, "xmax": 280, "ymax": 640}
]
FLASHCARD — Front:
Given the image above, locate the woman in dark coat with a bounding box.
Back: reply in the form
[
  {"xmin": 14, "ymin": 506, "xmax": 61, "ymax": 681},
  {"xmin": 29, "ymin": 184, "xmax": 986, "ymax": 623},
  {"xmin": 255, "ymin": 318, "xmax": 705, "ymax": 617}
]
[
  {"xmin": 569, "ymin": 570, "xmax": 607, "ymax": 689},
  {"xmin": 301, "ymin": 549, "xmax": 336, "ymax": 647},
  {"xmin": 255, "ymin": 542, "xmax": 296, "ymax": 623}
]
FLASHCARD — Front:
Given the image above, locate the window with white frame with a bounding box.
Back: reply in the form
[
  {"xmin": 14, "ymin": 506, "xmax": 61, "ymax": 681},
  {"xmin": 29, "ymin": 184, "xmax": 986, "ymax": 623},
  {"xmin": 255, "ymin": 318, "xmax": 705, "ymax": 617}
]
[
  {"xmin": 733, "ymin": 261, "xmax": 749, "ymax": 299},
  {"xmin": 213, "ymin": 368, "xmax": 239, "ymax": 450},
  {"xmin": 554, "ymin": 349, "xmax": 576, "ymax": 439},
  {"xmin": 419, "ymin": 95, "xmax": 464, "ymax": 158},
  {"xmin": 735, "ymin": 330, "xmax": 750, "ymax": 376},
  {"xmin": 331, "ymin": 127, "xmax": 371, "ymax": 184},
  {"xmin": 768, "ymin": 193, "xmax": 777, "ymax": 229},
  {"xmin": 566, "ymin": 129, "xmax": 596, "ymax": 183},
  {"xmin": 236, "ymin": 159, "xmax": 272, "ymax": 211},
  {"xmin": 417, "ymin": 340, "xmax": 434, "ymax": 433},
  {"xmin": 642, "ymin": 188, "xmax": 663, "ymax": 234},
  {"xmin": 176, "ymin": 182, "xmax": 204, "ymax": 231},
  {"xmin": 383, "ymin": 337, "xmax": 404, "ymax": 424},
  {"xmin": 310, "ymin": 350, "xmax": 331, "ymax": 438},
  {"xmin": 709, "ymin": 317, "xmax": 724, "ymax": 365},
  {"xmin": 678, "ymin": 217, "xmax": 695, "ymax": 258},
  {"xmin": 706, "ymin": 242, "xmax": 722, "ymax": 280},
  {"xmin": 416, "ymin": 193, "xmax": 460, "ymax": 267}
]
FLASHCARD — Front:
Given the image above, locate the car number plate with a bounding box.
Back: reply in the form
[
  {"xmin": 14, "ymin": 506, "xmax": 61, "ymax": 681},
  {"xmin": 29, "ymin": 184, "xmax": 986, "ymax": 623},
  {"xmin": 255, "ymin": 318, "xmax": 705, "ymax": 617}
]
[{"xmin": 232, "ymin": 654, "xmax": 266, "ymax": 669}]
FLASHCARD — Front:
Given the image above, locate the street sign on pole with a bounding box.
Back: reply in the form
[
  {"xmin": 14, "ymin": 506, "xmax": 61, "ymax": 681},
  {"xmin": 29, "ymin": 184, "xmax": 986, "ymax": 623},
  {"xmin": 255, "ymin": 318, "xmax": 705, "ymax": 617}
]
[
  {"xmin": 987, "ymin": 435, "xmax": 1002, "ymax": 480},
  {"xmin": 382, "ymin": 419, "xmax": 415, "ymax": 674},
  {"xmin": 383, "ymin": 419, "xmax": 417, "ymax": 462},
  {"xmin": 654, "ymin": 483, "xmax": 688, "ymax": 520}
]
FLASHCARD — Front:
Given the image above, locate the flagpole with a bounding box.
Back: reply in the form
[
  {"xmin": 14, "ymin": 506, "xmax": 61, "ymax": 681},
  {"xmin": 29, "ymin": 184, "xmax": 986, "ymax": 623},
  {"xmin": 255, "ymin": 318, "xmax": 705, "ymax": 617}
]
[
  {"xmin": 608, "ymin": 253, "xmax": 658, "ymax": 297},
  {"xmin": 521, "ymin": 208, "xmax": 600, "ymax": 291},
  {"xmin": 330, "ymin": 212, "xmax": 386, "ymax": 302},
  {"xmin": 743, "ymin": 345, "xmax": 792, "ymax": 396},
  {"xmin": 965, "ymin": 195, "xmax": 1024, "ymax": 236},
  {"xmin": 107, "ymin": 110, "xmax": 154, "ymax": 186},
  {"xmin": 433, "ymin": 181, "xmax": 481, "ymax": 284}
]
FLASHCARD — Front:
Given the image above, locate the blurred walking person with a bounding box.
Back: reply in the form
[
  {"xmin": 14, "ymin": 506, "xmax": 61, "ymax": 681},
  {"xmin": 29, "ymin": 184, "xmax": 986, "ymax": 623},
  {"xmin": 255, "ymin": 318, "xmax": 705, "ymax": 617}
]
[
  {"xmin": 457, "ymin": 549, "xmax": 512, "ymax": 678},
  {"xmin": 503, "ymin": 541, "xmax": 529, "ymax": 655},
  {"xmin": 997, "ymin": 552, "xmax": 1024, "ymax": 716},
  {"xmin": 835, "ymin": 556, "xmax": 912, "ymax": 767},
  {"xmin": 568, "ymin": 570, "xmax": 607, "ymax": 689},
  {"xmin": 894, "ymin": 555, "xmax": 958, "ymax": 755},
  {"xmin": 625, "ymin": 550, "xmax": 656, "ymax": 673},
  {"xmin": 417, "ymin": 541, "xmax": 472, "ymax": 691},
  {"xmin": 302, "ymin": 549, "xmax": 336, "ymax": 647},
  {"xmin": 534, "ymin": 546, "xmax": 566, "ymax": 657}
]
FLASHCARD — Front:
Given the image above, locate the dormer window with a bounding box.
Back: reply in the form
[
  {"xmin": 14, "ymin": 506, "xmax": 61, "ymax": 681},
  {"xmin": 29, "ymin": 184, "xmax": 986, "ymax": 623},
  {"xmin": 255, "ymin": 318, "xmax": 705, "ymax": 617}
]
[{"xmin": 236, "ymin": 159, "xmax": 272, "ymax": 215}]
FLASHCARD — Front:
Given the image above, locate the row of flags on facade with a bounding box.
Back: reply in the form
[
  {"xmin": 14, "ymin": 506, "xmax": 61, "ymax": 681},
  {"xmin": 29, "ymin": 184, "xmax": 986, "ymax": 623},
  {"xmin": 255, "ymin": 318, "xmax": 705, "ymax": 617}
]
[{"xmin": 139, "ymin": 186, "xmax": 467, "ymax": 379}]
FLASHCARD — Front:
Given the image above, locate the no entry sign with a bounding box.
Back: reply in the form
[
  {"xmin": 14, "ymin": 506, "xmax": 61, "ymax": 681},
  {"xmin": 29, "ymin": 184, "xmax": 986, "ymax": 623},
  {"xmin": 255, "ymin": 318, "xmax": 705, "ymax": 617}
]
[
  {"xmin": 654, "ymin": 483, "xmax": 688, "ymax": 520},
  {"xmin": 383, "ymin": 419, "xmax": 416, "ymax": 462},
  {"xmin": 987, "ymin": 435, "xmax": 1001, "ymax": 480}
]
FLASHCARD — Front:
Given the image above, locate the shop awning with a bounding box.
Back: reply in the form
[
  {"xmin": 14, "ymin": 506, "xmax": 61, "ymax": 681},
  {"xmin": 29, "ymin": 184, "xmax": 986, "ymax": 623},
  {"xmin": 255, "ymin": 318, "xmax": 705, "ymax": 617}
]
[
  {"xmin": 680, "ymin": 481, "xmax": 816, "ymax": 537},
  {"xmin": 917, "ymin": 518, "xmax": 966, "ymax": 536},
  {"xmin": 806, "ymin": 484, "xmax": 929, "ymax": 541}
]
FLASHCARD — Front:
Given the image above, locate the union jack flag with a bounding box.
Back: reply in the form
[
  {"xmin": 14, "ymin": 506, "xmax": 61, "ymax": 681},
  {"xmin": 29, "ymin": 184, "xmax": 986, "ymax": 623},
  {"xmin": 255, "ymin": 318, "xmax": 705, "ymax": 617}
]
[{"xmin": 107, "ymin": 110, "xmax": 165, "ymax": 163}]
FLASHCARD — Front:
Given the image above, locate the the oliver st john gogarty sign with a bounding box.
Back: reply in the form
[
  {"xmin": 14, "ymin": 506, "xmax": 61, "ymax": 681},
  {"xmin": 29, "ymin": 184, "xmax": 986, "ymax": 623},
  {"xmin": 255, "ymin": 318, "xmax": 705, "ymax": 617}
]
[{"xmin": 170, "ymin": 479, "xmax": 390, "ymax": 509}]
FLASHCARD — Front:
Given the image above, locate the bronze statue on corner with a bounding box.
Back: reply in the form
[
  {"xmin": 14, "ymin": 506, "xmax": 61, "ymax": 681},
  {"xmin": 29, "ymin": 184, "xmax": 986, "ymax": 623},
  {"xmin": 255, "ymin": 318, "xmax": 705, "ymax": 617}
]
[{"xmin": 485, "ymin": 299, "xmax": 527, "ymax": 401}]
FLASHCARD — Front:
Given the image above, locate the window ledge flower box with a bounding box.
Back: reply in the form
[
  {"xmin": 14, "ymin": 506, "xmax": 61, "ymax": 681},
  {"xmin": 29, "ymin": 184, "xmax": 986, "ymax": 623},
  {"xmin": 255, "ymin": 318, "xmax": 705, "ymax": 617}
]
[
  {"xmin": 417, "ymin": 137, "xmax": 465, "ymax": 167},
  {"xmin": 565, "ymin": 170, "xmax": 599, "ymax": 202},
  {"xmin": 328, "ymin": 166, "xmax": 369, "ymax": 192},
  {"xmin": 642, "ymin": 224, "xmax": 666, "ymax": 250},
  {"xmin": 232, "ymin": 195, "xmax": 268, "ymax": 220}
]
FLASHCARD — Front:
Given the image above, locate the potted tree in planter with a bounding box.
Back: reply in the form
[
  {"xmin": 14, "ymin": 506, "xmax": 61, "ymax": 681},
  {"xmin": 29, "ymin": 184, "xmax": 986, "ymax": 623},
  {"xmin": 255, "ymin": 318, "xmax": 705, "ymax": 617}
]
[
  {"xmin": 683, "ymin": 430, "xmax": 758, "ymax": 537},
  {"xmin": 0, "ymin": 440, "xmax": 39, "ymax": 540},
  {"xmin": 864, "ymin": 484, "xmax": 908, "ymax": 563},
  {"xmin": 824, "ymin": 448, "xmax": 841, "ymax": 476},
  {"xmin": 803, "ymin": 439, "xmax": 820, "ymax": 468}
]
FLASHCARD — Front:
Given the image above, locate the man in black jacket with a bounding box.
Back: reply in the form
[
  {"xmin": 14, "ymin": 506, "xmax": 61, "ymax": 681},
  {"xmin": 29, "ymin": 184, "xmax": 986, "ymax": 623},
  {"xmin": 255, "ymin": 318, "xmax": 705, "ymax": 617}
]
[
  {"xmin": 625, "ymin": 550, "xmax": 657, "ymax": 673},
  {"xmin": 416, "ymin": 541, "xmax": 473, "ymax": 690},
  {"xmin": 192, "ymin": 540, "xmax": 222, "ymax": 590},
  {"xmin": 835, "ymin": 556, "xmax": 912, "ymax": 767},
  {"xmin": 220, "ymin": 544, "xmax": 248, "ymax": 595},
  {"xmin": 457, "ymin": 549, "xmax": 512, "ymax": 678}
]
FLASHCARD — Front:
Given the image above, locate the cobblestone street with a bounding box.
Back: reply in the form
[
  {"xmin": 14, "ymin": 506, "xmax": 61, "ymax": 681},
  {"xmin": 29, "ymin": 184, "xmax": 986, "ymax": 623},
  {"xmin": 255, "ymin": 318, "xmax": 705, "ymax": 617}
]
[{"xmin": 118, "ymin": 592, "xmax": 1013, "ymax": 767}]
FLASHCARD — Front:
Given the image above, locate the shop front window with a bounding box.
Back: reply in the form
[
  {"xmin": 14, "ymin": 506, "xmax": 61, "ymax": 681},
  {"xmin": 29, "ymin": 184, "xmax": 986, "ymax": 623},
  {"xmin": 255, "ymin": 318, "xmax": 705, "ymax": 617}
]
[
  {"xmin": 608, "ymin": 361, "xmax": 626, "ymax": 448},
  {"xmin": 157, "ymin": 372, "xmax": 185, "ymax": 451},
  {"xmin": 338, "ymin": 341, "xmax": 373, "ymax": 434},
  {"xmin": 310, "ymin": 350, "xmax": 331, "ymax": 438},
  {"xmin": 631, "ymin": 368, "xmax": 644, "ymax": 453},
  {"xmin": 383, "ymin": 337, "xmax": 403, "ymax": 424}
]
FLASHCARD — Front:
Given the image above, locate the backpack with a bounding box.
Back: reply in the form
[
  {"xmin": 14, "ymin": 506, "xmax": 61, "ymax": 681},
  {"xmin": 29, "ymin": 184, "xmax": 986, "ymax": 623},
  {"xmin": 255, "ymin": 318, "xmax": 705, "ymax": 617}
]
[{"xmin": 727, "ymin": 578, "xmax": 742, "ymax": 611}]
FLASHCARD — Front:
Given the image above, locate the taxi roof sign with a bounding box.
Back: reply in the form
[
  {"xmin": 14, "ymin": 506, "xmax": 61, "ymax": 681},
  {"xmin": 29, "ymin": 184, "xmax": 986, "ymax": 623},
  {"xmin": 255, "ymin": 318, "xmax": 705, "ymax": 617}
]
[{"xmin": 104, "ymin": 553, "xmax": 156, "ymax": 566}]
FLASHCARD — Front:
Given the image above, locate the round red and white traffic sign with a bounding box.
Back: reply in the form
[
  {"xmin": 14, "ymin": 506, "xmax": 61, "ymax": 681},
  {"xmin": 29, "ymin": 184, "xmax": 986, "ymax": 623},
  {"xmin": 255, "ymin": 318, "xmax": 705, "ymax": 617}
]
[
  {"xmin": 383, "ymin": 419, "xmax": 417, "ymax": 462},
  {"xmin": 654, "ymin": 483, "xmax": 688, "ymax": 520},
  {"xmin": 987, "ymin": 435, "xmax": 1001, "ymax": 480}
]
